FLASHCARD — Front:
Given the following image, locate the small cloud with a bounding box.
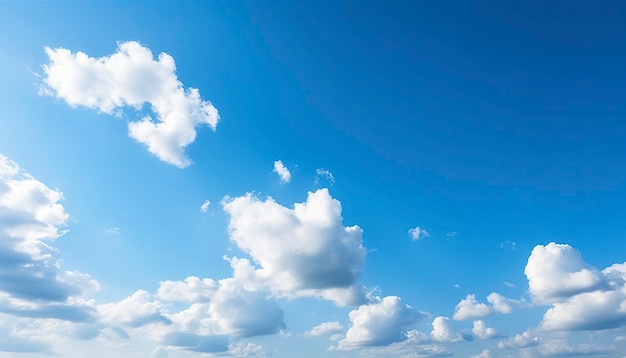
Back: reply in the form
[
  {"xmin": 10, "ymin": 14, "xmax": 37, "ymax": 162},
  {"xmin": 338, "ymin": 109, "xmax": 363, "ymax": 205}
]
[
  {"xmin": 453, "ymin": 284, "xmax": 460, "ymax": 288},
  {"xmin": 504, "ymin": 281, "xmax": 515, "ymax": 288},
  {"xmin": 408, "ymin": 227, "xmax": 429, "ymax": 241},
  {"xmin": 273, "ymin": 160, "xmax": 291, "ymax": 184},
  {"xmin": 500, "ymin": 240, "xmax": 516, "ymax": 250},
  {"xmin": 446, "ymin": 231, "xmax": 457, "ymax": 237},
  {"xmin": 200, "ymin": 200, "xmax": 211, "ymax": 213},
  {"xmin": 106, "ymin": 227, "xmax": 120, "ymax": 235},
  {"xmin": 315, "ymin": 168, "xmax": 335, "ymax": 186}
]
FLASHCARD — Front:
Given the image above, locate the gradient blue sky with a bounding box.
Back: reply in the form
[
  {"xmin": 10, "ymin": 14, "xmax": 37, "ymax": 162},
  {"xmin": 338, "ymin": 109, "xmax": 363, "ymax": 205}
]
[{"xmin": 1, "ymin": 1, "xmax": 626, "ymax": 357}]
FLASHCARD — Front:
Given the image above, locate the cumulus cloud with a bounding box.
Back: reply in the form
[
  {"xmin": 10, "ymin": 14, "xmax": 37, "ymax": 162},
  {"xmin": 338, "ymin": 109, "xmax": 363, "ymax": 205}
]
[
  {"xmin": 200, "ymin": 200, "xmax": 211, "ymax": 213},
  {"xmin": 306, "ymin": 321, "xmax": 343, "ymax": 336},
  {"xmin": 273, "ymin": 160, "xmax": 291, "ymax": 183},
  {"xmin": 472, "ymin": 320, "xmax": 501, "ymax": 339},
  {"xmin": 358, "ymin": 330, "xmax": 449, "ymax": 358},
  {"xmin": 0, "ymin": 154, "xmax": 98, "ymax": 322},
  {"xmin": 524, "ymin": 243, "xmax": 626, "ymax": 331},
  {"xmin": 453, "ymin": 293, "xmax": 524, "ymax": 320},
  {"xmin": 525, "ymin": 243, "xmax": 606, "ymax": 304},
  {"xmin": 41, "ymin": 41, "xmax": 219, "ymax": 168},
  {"xmin": 337, "ymin": 296, "xmax": 427, "ymax": 349},
  {"xmin": 408, "ymin": 226, "xmax": 429, "ymax": 241},
  {"xmin": 156, "ymin": 276, "xmax": 217, "ymax": 303},
  {"xmin": 98, "ymin": 290, "xmax": 171, "ymax": 328},
  {"xmin": 430, "ymin": 316, "xmax": 466, "ymax": 343},
  {"xmin": 222, "ymin": 189, "xmax": 367, "ymax": 306}
]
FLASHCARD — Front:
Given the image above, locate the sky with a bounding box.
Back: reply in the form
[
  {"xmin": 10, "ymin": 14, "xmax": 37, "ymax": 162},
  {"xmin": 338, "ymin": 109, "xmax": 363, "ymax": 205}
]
[{"xmin": 1, "ymin": 1, "xmax": 626, "ymax": 357}]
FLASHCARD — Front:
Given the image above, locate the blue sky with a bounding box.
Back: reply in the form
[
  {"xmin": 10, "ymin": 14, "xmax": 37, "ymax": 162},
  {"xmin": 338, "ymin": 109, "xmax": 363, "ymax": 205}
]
[{"xmin": 1, "ymin": 1, "xmax": 626, "ymax": 357}]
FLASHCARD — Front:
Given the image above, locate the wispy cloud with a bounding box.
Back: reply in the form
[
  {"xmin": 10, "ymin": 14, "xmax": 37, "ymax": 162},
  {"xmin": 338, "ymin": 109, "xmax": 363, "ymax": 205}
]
[
  {"xmin": 273, "ymin": 160, "xmax": 291, "ymax": 184},
  {"xmin": 315, "ymin": 168, "xmax": 335, "ymax": 186},
  {"xmin": 200, "ymin": 199, "xmax": 211, "ymax": 213},
  {"xmin": 408, "ymin": 226, "xmax": 429, "ymax": 241},
  {"xmin": 105, "ymin": 227, "xmax": 119, "ymax": 235}
]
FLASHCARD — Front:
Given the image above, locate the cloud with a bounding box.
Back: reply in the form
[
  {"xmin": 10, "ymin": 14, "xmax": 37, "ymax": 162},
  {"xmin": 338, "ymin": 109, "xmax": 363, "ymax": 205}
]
[
  {"xmin": 430, "ymin": 316, "xmax": 466, "ymax": 343},
  {"xmin": 41, "ymin": 41, "xmax": 219, "ymax": 168},
  {"xmin": 538, "ymin": 340, "xmax": 611, "ymax": 356},
  {"xmin": 315, "ymin": 168, "xmax": 335, "ymax": 186},
  {"xmin": 358, "ymin": 330, "xmax": 450, "ymax": 358},
  {"xmin": 306, "ymin": 321, "xmax": 343, "ymax": 336},
  {"xmin": 273, "ymin": 160, "xmax": 291, "ymax": 184},
  {"xmin": 200, "ymin": 200, "xmax": 211, "ymax": 213},
  {"xmin": 446, "ymin": 231, "xmax": 457, "ymax": 238},
  {"xmin": 453, "ymin": 293, "xmax": 524, "ymax": 320},
  {"xmin": 525, "ymin": 243, "xmax": 607, "ymax": 305},
  {"xmin": 337, "ymin": 296, "xmax": 427, "ymax": 349},
  {"xmin": 408, "ymin": 226, "xmax": 429, "ymax": 241},
  {"xmin": 470, "ymin": 349, "xmax": 492, "ymax": 358},
  {"xmin": 105, "ymin": 227, "xmax": 119, "ymax": 235},
  {"xmin": 521, "ymin": 243, "xmax": 626, "ymax": 331},
  {"xmin": 222, "ymin": 189, "xmax": 367, "ymax": 306},
  {"xmin": 471, "ymin": 320, "xmax": 501, "ymax": 339},
  {"xmin": 156, "ymin": 276, "xmax": 217, "ymax": 303},
  {"xmin": 98, "ymin": 290, "xmax": 171, "ymax": 328},
  {"xmin": 504, "ymin": 281, "xmax": 515, "ymax": 288},
  {"xmin": 500, "ymin": 240, "xmax": 517, "ymax": 249},
  {"xmin": 0, "ymin": 154, "xmax": 98, "ymax": 322},
  {"xmin": 498, "ymin": 329, "xmax": 541, "ymax": 349}
]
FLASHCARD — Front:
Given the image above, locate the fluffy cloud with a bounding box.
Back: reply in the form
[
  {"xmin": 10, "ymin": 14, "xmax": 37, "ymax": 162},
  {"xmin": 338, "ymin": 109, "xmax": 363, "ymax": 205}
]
[
  {"xmin": 0, "ymin": 154, "xmax": 98, "ymax": 324},
  {"xmin": 498, "ymin": 329, "xmax": 541, "ymax": 349},
  {"xmin": 525, "ymin": 243, "xmax": 626, "ymax": 331},
  {"xmin": 222, "ymin": 189, "xmax": 367, "ymax": 306},
  {"xmin": 358, "ymin": 330, "xmax": 450, "ymax": 358},
  {"xmin": 156, "ymin": 276, "xmax": 217, "ymax": 303},
  {"xmin": 430, "ymin": 316, "xmax": 466, "ymax": 343},
  {"xmin": 453, "ymin": 293, "xmax": 523, "ymax": 320},
  {"xmin": 471, "ymin": 320, "xmax": 500, "ymax": 339},
  {"xmin": 98, "ymin": 290, "xmax": 171, "ymax": 328},
  {"xmin": 41, "ymin": 41, "xmax": 219, "ymax": 168},
  {"xmin": 273, "ymin": 160, "xmax": 291, "ymax": 183},
  {"xmin": 337, "ymin": 296, "xmax": 427, "ymax": 349},
  {"xmin": 525, "ymin": 243, "xmax": 606, "ymax": 304},
  {"xmin": 408, "ymin": 226, "xmax": 429, "ymax": 241},
  {"xmin": 306, "ymin": 321, "xmax": 343, "ymax": 336}
]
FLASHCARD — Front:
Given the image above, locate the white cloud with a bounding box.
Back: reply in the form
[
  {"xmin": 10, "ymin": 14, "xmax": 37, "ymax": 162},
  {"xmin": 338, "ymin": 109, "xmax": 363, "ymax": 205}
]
[
  {"xmin": 315, "ymin": 168, "xmax": 335, "ymax": 186},
  {"xmin": 408, "ymin": 226, "xmax": 429, "ymax": 241},
  {"xmin": 41, "ymin": 41, "xmax": 219, "ymax": 168},
  {"xmin": 521, "ymin": 243, "xmax": 626, "ymax": 331},
  {"xmin": 273, "ymin": 160, "xmax": 291, "ymax": 183},
  {"xmin": 472, "ymin": 320, "xmax": 500, "ymax": 339},
  {"xmin": 98, "ymin": 290, "xmax": 170, "ymax": 328},
  {"xmin": 200, "ymin": 200, "xmax": 211, "ymax": 213},
  {"xmin": 539, "ymin": 340, "xmax": 611, "ymax": 356},
  {"xmin": 156, "ymin": 276, "xmax": 217, "ymax": 303},
  {"xmin": 500, "ymin": 240, "xmax": 517, "ymax": 249},
  {"xmin": 358, "ymin": 330, "xmax": 449, "ymax": 358},
  {"xmin": 446, "ymin": 231, "xmax": 457, "ymax": 238},
  {"xmin": 105, "ymin": 227, "xmax": 119, "ymax": 235},
  {"xmin": 525, "ymin": 243, "xmax": 606, "ymax": 305},
  {"xmin": 453, "ymin": 293, "xmax": 524, "ymax": 320},
  {"xmin": 337, "ymin": 296, "xmax": 427, "ymax": 349},
  {"xmin": 306, "ymin": 321, "xmax": 343, "ymax": 336},
  {"xmin": 470, "ymin": 349, "xmax": 492, "ymax": 358},
  {"xmin": 0, "ymin": 154, "xmax": 98, "ymax": 323},
  {"xmin": 504, "ymin": 281, "xmax": 515, "ymax": 288},
  {"xmin": 222, "ymin": 189, "xmax": 367, "ymax": 306},
  {"xmin": 430, "ymin": 316, "xmax": 464, "ymax": 343},
  {"xmin": 498, "ymin": 329, "xmax": 541, "ymax": 349}
]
